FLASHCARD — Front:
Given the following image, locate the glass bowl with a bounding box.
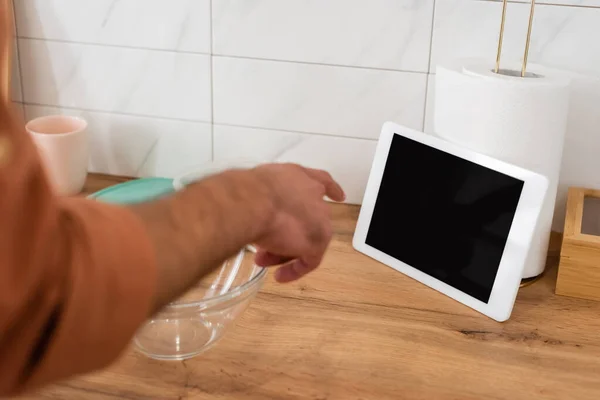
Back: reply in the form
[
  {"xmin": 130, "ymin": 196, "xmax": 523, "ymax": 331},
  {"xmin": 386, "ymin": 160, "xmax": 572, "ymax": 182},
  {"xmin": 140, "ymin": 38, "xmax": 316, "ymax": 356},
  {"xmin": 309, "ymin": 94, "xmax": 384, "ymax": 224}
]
[
  {"xmin": 135, "ymin": 159, "xmax": 267, "ymax": 360},
  {"xmin": 134, "ymin": 249, "xmax": 266, "ymax": 360}
]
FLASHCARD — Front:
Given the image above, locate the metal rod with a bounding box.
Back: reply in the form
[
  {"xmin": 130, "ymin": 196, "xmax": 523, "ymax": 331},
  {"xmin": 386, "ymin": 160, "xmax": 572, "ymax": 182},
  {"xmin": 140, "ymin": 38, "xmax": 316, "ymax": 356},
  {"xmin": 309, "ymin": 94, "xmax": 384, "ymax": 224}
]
[
  {"xmin": 495, "ymin": 0, "xmax": 509, "ymax": 74},
  {"xmin": 522, "ymin": 0, "xmax": 536, "ymax": 77}
]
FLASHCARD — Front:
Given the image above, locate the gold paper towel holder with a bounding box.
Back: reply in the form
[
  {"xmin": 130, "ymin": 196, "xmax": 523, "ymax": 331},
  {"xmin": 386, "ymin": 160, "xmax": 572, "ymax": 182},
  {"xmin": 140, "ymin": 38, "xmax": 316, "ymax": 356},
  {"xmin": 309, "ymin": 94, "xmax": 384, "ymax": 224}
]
[
  {"xmin": 494, "ymin": 0, "xmax": 546, "ymax": 288},
  {"xmin": 495, "ymin": 0, "xmax": 536, "ymax": 78}
]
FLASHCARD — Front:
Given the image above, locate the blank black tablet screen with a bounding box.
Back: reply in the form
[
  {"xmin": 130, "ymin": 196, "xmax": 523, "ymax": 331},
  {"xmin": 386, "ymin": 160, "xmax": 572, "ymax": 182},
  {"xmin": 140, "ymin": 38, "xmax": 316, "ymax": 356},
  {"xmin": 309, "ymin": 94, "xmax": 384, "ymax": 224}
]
[{"xmin": 365, "ymin": 134, "xmax": 524, "ymax": 303}]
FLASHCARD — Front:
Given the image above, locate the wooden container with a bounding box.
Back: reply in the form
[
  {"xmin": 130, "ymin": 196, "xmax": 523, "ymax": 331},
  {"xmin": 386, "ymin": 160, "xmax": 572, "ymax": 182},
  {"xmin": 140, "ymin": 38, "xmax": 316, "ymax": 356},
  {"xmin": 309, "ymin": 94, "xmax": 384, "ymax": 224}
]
[{"xmin": 556, "ymin": 187, "xmax": 600, "ymax": 301}]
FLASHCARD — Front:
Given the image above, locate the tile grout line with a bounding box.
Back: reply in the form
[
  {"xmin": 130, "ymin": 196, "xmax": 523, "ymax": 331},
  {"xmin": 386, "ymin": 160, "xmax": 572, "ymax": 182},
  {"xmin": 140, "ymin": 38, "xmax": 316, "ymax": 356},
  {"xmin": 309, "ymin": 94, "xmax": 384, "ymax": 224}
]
[
  {"xmin": 205, "ymin": 54, "xmax": 429, "ymax": 75},
  {"xmin": 21, "ymin": 101, "xmax": 379, "ymax": 143},
  {"xmin": 422, "ymin": 0, "xmax": 437, "ymax": 131},
  {"xmin": 209, "ymin": 0, "xmax": 215, "ymax": 161},
  {"xmin": 426, "ymin": 0, "xmax": 437, "ymax": 76},
  {"xmin": 193, "ymin": 122, "xmax": 379, "ymax": 143},
  {"xmin": 11, "ymin": 4, "xmax": 26, "ymax": 116},
  {"xmin": 22, "ymin": 101, "xmax": 213, "ymax": 124},
  {"xmin": 17, "ymin": 36, "xmax": 212, "ymax": 56},
  {"xmin": 16, "ymin": 37, "xmax": 429, "ymax": 76}
]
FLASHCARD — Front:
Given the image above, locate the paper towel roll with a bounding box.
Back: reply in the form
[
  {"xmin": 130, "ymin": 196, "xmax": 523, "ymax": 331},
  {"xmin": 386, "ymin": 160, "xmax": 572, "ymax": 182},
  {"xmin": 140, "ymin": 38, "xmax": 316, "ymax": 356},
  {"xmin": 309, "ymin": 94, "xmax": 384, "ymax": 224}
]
[{"xmin": 434, "ymin": 59, "xmax": 571, "ymax": 279}]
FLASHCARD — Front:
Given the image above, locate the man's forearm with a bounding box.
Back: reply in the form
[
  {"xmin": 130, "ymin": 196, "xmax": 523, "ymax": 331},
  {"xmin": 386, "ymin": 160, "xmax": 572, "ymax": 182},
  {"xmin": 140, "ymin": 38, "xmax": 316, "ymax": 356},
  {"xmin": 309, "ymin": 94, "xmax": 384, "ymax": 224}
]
[{"xmin": 132, "ymin": 169, "xmax": 275, "ymax": 312}]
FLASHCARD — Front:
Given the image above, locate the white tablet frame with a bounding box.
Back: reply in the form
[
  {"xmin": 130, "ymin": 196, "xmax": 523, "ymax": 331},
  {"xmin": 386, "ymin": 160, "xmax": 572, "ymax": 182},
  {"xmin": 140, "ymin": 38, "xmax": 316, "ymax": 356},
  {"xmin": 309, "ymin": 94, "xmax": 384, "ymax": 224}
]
[{"xmin": 353, "ymin": 122, "xmax": 548, "ymax": 322}]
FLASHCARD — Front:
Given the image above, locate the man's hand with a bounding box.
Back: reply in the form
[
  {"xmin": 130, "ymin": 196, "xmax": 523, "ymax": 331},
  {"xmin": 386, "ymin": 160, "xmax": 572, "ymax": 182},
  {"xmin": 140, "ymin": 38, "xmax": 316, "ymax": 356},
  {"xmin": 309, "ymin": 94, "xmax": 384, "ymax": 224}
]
[
  {"xmin": 252, "ymin": 164, "xmax": 345, "ymax": 282},
  {"xmin": 133, "ymin": 163, "xmax": 345, "ymax": 312}
]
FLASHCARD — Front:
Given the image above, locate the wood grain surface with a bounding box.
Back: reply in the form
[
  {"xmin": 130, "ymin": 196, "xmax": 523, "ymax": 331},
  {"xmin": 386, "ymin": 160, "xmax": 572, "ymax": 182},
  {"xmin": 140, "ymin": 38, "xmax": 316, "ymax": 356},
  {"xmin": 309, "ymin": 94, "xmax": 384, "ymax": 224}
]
[
  {"xmin": 19, "ymin": 174, "xmax": 600, "ymax": 400},
  {"xmin": 557, "ymin": 187, "xmax": 600, "ymax": 301}
]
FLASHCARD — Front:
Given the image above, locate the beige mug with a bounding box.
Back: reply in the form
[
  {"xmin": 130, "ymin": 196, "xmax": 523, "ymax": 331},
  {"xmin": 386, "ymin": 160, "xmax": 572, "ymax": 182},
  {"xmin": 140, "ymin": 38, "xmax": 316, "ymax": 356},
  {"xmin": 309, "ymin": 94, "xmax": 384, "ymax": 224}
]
[{"xmin": 26, "ymin": 115, "xmax": 89, "ymax": 196}]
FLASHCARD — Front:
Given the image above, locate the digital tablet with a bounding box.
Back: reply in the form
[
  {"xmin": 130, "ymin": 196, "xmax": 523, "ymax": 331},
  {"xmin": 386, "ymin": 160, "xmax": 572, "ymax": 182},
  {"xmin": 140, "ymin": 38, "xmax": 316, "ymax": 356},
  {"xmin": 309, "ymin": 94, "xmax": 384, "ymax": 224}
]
[{"xmin": 353, "ymin": 122, "xmax": 548, "ymax": 321}]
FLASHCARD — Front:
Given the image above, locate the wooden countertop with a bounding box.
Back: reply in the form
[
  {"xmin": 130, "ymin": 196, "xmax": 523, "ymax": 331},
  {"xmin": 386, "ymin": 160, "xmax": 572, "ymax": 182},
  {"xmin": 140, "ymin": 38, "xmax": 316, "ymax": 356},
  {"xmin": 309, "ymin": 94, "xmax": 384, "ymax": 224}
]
[{"xmin": 23, "ymin": 174, "xmax": 600, "ymax": 400}]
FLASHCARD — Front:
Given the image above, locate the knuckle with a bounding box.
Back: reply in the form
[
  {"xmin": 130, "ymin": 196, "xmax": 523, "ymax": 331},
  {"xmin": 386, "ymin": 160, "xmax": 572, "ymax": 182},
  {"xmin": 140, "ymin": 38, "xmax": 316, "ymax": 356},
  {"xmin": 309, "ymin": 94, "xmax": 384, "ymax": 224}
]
[
  {"xmin": 307, "ymin": 221, "xmax": 332, "ymax": 246},
  {"xmin": 315, "ymin": 181, "xmax": 327, "ymax": 195},
  {"xmin": 307, "ymin": 226, "xmax": 324, "ymax": 245},
  {"xmin": 321, "ymin": 170, "xmax": 333, "ymax": 183}
]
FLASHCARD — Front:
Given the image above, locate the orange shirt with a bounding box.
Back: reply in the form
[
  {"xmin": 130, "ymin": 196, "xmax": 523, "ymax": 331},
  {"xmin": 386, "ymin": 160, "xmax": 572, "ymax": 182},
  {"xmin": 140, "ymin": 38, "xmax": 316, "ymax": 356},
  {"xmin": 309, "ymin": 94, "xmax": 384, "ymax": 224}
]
[{"xmin": 0, "ymin": 2, "xmax": 157, "ymax": 395}]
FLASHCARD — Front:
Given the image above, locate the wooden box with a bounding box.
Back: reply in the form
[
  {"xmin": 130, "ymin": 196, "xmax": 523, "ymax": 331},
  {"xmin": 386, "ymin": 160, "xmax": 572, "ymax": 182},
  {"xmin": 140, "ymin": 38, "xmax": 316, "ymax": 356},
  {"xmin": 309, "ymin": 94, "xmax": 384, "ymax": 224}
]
[{"xmin": 556, "ymin": 187, "xmax": 600, "ymax": 301}]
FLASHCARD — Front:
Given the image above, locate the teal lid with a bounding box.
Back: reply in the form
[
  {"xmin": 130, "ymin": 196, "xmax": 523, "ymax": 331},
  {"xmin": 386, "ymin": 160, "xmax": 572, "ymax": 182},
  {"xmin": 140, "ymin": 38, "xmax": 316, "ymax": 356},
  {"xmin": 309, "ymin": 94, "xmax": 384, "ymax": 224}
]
[{"xmin": 89, "ymin": 177, "xmax": 175, "ymax": 205}]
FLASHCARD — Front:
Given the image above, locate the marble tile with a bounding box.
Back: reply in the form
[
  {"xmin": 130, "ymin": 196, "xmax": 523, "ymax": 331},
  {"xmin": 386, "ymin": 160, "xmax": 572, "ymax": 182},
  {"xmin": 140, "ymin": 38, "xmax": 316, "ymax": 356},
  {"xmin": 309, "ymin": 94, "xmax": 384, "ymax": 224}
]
[
  {"xmin": 213, "ymin": 0, "xmax": 434, "ymax": 72},
  {"xmin": 214, "ymin": 125, "xmax": 301, "ymax": 163},
  {"xmin": 13, "ymin": 103, "xmax": 25, "ymax": 121},
  {"xmin": 486, "ymin": 0, "xmax": 600, "ymax": 7},
  {"xmin": 423, "ymin": 74, "xmax": 436, "ymax": 134},
  {"xmin": 25, "ymin": 105, "xmax": 212, "ymax": 178},
  {"xmin": 213, "ymin": 57, "xmax": 427, "ymax": 140},
  {"xmin": 19, "ymin": 39, "xmax": 212, "ymax": 121},
  {"xmin": 554, "ymin": 73, "xmax": 600, "ymax": 231},
  {"xmin": 431, "ymin": 0, "xmax": 600, "ymax": 75},
  {"xmin": 11, "ymin": 40, "xmax": 22, "ymax": 102},
  {"xmin": 214, "ymin": 125, "xmax": 377, "ymax": 204},
  {"xmin": 275, "ymin": 135, "xmax": 377, "ymax": 205},
  {"xmin": 14, "ymin": 0, "xmax": 210, "ymax": 53}
]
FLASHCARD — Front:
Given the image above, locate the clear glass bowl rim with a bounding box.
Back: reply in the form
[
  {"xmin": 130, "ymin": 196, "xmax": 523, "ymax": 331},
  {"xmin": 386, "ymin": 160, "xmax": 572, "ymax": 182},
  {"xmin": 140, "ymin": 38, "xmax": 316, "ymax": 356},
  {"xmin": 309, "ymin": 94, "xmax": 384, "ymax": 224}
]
[
  {"xmin": 167, "ymin": 159, "xmax": 268, "ymax": 311},
  {"xmin": 164, "ymin": 252, "xmax": 267, "ymax": 311}
]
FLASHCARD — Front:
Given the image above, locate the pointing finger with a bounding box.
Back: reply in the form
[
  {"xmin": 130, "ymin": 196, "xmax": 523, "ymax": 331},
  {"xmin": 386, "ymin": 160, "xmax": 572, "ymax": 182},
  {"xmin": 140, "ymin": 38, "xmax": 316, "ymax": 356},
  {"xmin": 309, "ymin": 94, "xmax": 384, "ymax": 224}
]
[{"xmin": 303, "ymin": 168, "xmax": 346, "ymax": 202}]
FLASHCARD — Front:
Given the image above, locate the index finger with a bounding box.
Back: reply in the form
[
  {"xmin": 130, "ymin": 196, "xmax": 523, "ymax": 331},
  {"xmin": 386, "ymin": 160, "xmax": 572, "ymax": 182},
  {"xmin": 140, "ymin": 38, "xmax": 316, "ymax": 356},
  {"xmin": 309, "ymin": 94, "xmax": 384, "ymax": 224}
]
[{"xmin": 303, "ymin": 168, "xmax": 346, "ymax": 202}]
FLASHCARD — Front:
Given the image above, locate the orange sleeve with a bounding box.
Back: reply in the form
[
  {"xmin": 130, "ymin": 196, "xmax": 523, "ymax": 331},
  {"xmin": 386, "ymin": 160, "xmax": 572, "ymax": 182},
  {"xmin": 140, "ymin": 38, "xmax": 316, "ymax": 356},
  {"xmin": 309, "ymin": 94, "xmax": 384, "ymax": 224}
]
[{"xmin": 0, "ymin": 4, "xmax": 157, "ymax": 395}]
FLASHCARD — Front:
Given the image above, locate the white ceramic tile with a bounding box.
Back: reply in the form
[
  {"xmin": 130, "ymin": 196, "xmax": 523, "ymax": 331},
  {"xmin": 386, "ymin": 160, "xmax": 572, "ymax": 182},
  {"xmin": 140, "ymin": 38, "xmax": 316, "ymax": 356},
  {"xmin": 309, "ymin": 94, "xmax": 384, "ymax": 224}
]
[
  {"xmin": 13, "ymin": 102, "xmax": 24, "ymax": 121},
  {"xmin": 214, "ymin": 125, "xmax": 301, "ymax": 163},
  {"xmin": 486, "ymin": 0, "xmax": 600, "ymax": 7},
  {"xmin": 25, "ymin": 105, "xmax": 212, "ymax": 178},
  {"xmin": 276, "ymin": 136, "xmax": 377, "ymax": 205},
  {"xmin": 554, "ymin": 74, "xmax": 600, "ymax": 231},
  {"xmin": 423, "ymin": 75, "xmax": 436, "ymax": 134},
  {"xmin": 213, "ymin": 57, "xmax": 427, "ymax": 140},
  {"xmin": 11, "ymin": 40, "xmax": 22, "ymax": 102},
  {"xmin": 432, "ymin": 0, "xmax": 600, "ymax": 75},
  {"xmin": 14, "ymin": 0, "xmax": 210, "ymax": 53},
  {"xmin": 214, "ymin": 125, "xmax": 377, "ymax": 204},
  {"xmin": 19, "ymin": 39, "xmax": 211, "ymax": 121},
  {"xmin": 213, "ymin": 0, "xmax": 434, "ymax": 72}
]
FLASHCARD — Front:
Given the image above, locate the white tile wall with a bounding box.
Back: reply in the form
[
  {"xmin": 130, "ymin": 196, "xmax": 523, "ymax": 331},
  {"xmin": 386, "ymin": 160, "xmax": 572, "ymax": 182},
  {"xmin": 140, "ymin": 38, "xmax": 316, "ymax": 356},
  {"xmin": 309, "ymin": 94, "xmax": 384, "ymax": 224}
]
[
  {"xmin": 432, "ymin": 0, "xmax": 600, "ymax": 74},
  {"xmin": 213, "ymin": 56, "xmax": 426, "ymax": 139},
  {"xmin": 25, "ymin": 104, "xmax": 212, "ymax": 178},
  {"xmin": 214, "ymin": 125, "xmax": 377, "ymax": 204},
  {"xmin": 10, "ymin": 40, "xmax": 22, "ymax": 102},
  {"xmin": 7, "ymin": 0, "xmax": 600, "ymax": 224},
  {"xmin": 213, "ymin": 0, "xmax": 435, "ymax": 72},
  {"xmin": 14, "ymin": 0, "xmax": 211, "ymax": 53},
  {"xmin": 424, "ymin": 75, "xmax": 436, "ymax": 134},
  {"xmin": 489, "ymin": 0, "xmax": 600, "ymax": 7},
  {"xmin": 19, "ymin": 39, "xmax": 212, "ymax": 121},
  {"xmin": 13, "ymin": 102, "xmax": 24, "ymax": 120},
  {"xmin": 556, "ymin": 74, "xmax": 600, "ymax": 228}
]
